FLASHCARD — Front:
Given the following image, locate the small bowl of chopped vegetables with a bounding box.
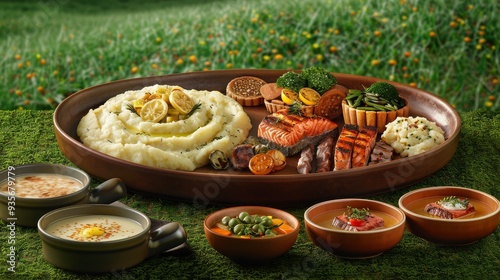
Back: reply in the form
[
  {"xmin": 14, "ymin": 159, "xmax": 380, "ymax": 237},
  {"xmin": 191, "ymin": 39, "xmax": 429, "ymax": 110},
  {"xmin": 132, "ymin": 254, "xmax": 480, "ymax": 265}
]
[
  {"xmin": 304, "ymin": 199, "xmax": 406, "ymax": 259},
  {"xmin": 399, "ymin": 186, "xmax": 500, "ymax": 245},
  {"xmin": 204, "ymin": 206, "xmax": 300, "ymax": 264},
  {"xmin": 342, "ymin": 81, "xmax": 410, "ymax": 133}
]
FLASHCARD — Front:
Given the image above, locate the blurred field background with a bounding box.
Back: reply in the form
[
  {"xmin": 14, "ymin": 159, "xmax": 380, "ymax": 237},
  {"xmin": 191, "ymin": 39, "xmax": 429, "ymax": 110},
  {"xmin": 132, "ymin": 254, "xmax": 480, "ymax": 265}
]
[{"xmin": 1, "ymin": 0, "xmax": 498, "ymax": 111}]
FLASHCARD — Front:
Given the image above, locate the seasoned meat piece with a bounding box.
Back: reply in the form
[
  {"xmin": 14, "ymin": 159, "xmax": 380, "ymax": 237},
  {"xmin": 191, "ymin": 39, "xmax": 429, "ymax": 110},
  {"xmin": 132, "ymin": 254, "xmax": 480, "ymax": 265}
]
[
  {"xmin": 297, "ymin": 144, "xmax": 315, "ymax": 174},
  {"xmin": 369, "ymin": 140, "xmax": 394, "ymax": 165},
  {"xmin": 230, "ymin": 144, "xmax": 254, "ymax": 170},
  {"xmin": 332, "ymin": 214, "xmax": 384, "ymax": 232},
  {"xmin": 316, "ymin": 134, "xmax": 335, "ymax": 172}
]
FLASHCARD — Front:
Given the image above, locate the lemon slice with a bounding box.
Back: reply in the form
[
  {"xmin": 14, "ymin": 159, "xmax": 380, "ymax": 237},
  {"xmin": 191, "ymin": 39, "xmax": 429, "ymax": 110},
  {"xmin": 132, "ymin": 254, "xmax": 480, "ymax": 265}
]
[
  {"xmin": 299, "ymin": 87, "xmax": 321, "ymax": 106},
  {"xmin": 133, "ymin": 99, "xmax": 145, "ymax": 114},
  {"xmin": 166, "ymin": 115, "xmax": 179, "ymax": 122},
  {"xmin": 249, "ymin": 154, "xmax": 275, "ymax": 175},
  {"xmin": 140, "ymin": 99, "xmax": 168, "ymax": 123},
  {"xmin": 281, "ymin": 89, "xmax": 299, "ymax": 105},
  {"xmin": 168, "ymin": 108, "xmax": 180, "ymax": 116},
  {"xmin": 266, "ymin": 149, "xmax": 287, "ymax": 171},
  {"xmin": 169, "ymin": 89, "xmax": 194, "ymax": 114}
]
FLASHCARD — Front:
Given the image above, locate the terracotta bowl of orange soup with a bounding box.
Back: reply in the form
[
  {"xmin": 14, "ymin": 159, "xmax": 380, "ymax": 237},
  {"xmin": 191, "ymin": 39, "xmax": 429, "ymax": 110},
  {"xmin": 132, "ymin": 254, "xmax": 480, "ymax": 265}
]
[
  {"xmin": 304, "ymin": 199, "xmax": 406, "ymax": 259},
  {"xmin": 0, "ymin": 163, "xmax": 126, "ymax": 227},
  {"xmin": 204, "ymin": 206, "xmax": 300, "ymax": 264},
  {"xmin": 398, "ymin": 186, "xmax": 500, "ymax": 245}
]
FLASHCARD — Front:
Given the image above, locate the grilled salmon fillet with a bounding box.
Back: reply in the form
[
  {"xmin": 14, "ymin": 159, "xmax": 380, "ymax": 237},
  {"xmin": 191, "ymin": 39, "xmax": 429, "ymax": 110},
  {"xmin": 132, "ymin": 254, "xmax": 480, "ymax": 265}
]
[
  {"xmin": 333, "ymin": 124, "xmax": 359, "ymax": 170},
  {"xmin": 258, "ymin": 109, "xmax": 338, "ymax": 156},
  {"xmin": 351, "ymin": 126, "xmax": 378, "ymax": 168}
]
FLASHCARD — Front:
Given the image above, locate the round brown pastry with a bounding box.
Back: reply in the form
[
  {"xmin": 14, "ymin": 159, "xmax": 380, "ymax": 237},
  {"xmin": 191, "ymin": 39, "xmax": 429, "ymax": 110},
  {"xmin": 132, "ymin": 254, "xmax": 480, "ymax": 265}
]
[
  {"xmin": 226, "ymin": 76, "xmax": 267, "ymax": 106},
  {"xmin": 259, "ymin": 83, "xmax": 283, "ymax": 101},
  {"xmin": 313, "ymin": 84, "xmax": 349, "ymax": 120}
]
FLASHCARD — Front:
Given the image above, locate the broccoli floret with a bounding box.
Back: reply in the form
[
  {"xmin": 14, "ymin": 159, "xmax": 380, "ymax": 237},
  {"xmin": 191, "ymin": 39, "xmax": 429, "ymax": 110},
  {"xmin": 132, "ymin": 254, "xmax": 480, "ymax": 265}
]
[
  {"xmin": 365, "ymin": 82, "xmax": 399, "ymax": 101},
  {"xmin": 276, "ymin": 71, "xmax": 306, "ymax": 93},
  {"xmin": 300, "ymin": 66, "xmax": 337, "ymax": 94}
]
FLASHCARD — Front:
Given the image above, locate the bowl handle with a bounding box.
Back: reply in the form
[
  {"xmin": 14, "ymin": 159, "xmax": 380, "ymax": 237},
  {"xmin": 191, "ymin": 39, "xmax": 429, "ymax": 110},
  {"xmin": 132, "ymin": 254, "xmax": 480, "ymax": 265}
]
[
  {"xmin": 148, "ymin": 222, "xmax": 187, "ymax": 257},
  {"xmin": 88, "ymin": 178, "xmax": 127, "ymax": 204}
]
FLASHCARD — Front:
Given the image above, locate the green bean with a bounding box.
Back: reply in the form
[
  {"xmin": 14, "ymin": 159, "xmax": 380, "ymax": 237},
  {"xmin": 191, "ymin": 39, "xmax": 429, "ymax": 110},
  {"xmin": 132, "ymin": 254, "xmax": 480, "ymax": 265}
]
[
  {"xmin": 365, "ymin": 97, "xmax": 387, "ymax": 105},
  {"xmin": 385, "ymin": 103, "xmax": 397, "ymax": 110},
  {"xmin": 382, "ymin": 104, "xmax": 397, "ymax": 111},
  {"xmin": 364, "ymin": 92, "xmax": 380, "ymax": 98},
  {"xmin": 379, "ymin": 97, "xmax": 390, "ymax": 103},
  {"xmin": 346, "ymin": 92, "xmax": 362, "ymax": 100},
  {"xmin": 347, "ymin": 85, "xmax": 405, "ymax": 112},
  {"xmin": 352, "ymin": 94, "xmax": 363, "ymax": 107},
  {"xmin": 365, "ymin": 100, "xmax": 396, "ymax": 111},
  {"xmin": 356, "ymin": 106, "xmax": 379, "ymax": 111}
]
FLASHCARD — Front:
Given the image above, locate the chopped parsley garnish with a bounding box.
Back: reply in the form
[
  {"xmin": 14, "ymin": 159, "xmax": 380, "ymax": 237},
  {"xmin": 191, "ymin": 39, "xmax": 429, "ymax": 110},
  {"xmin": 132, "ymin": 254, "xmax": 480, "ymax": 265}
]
[
  {"xmin": 346, "ymin": 206, "xmax": 370, "ymax": 220},
  {"xmin": 438, "ymin": 196, "xmax": 468, "ymax": 208}
]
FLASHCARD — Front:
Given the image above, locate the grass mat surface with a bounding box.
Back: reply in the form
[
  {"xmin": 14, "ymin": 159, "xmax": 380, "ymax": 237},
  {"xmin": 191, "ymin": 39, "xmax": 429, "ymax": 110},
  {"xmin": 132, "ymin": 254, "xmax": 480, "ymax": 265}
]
[{"xmin": 0, "ymin": 109, "xmax": 499, "ymax": 279}]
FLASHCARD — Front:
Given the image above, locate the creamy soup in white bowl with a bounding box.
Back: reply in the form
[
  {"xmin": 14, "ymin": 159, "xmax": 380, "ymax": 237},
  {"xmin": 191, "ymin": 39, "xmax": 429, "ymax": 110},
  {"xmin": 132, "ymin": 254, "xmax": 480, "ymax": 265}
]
[
  {"xmin": 0, "ymin": 173, "xmax": 84, "ymax": 198},
  {"xmin": 46, "ymin": 215, "xmax": 144, "ymax": 242},
  {"xmin": 0, "ymin": 164, "xmax": 127, "ymax": 227}
]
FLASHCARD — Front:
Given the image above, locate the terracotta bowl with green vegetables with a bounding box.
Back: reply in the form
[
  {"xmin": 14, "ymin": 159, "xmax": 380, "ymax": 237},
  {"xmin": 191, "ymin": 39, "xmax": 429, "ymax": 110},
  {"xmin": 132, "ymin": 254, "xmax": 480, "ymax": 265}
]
[
  {"xmin": 304, "ymin": 198, "xmax": 406, "ymax": 259},
  {"xmin": 342, "ymin": 81, "xmax": 410, "ymax": 133},
  {"xmin": 204, "ymin": 206, "xmax": 300, "ymax": 264}
]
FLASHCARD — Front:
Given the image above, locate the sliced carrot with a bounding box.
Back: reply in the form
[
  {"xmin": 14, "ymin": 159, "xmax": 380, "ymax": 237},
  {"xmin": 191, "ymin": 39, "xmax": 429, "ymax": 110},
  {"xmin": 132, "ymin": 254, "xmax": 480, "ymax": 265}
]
[
  {"xmin": 239, "ymin": 235, "xmax": 251, "ymax": 239},
  {"xmin": 272, "ymin": 218, "xmax": 284, "ymax": 225},
  {"xmin": 211, "ymin": 227, "xmax": 232, "ymax": 236},
  {"xmin": 276, "ymin": 223, "xmax": 295, "ymax": 235}
]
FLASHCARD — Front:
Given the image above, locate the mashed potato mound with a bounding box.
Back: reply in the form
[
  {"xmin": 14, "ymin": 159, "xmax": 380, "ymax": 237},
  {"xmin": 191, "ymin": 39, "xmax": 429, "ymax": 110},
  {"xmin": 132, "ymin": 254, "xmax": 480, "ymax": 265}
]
[
  {"xmin": 77, "ymin": 85, "xmax": 252, "ymax": 171},
  {"xmin": 381, "ymin": 116, "xmax": 445, "ymax": 157}
]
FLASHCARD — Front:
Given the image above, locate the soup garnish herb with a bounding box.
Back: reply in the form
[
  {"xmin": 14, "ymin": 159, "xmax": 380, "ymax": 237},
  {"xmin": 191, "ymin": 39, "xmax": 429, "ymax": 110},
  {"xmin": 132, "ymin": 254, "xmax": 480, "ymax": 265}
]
[
  {"xmin": 438, "ymin": 196, "xmax": 469, "ymax": 209},
  {"xmin": 346, "ymin": 206, "xmax": 370, "ymax": 226}
]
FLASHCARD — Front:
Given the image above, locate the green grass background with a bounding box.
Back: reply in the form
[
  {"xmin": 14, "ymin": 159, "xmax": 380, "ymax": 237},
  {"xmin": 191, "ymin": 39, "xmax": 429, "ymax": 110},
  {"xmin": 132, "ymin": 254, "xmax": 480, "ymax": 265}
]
[
  {"xmin": 1, "ymin": 0, "xmax": 499, "ymax": 111},
  {"xmin": 0, "ymin": 109, "xmax": 499, "ymax": 279}
]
